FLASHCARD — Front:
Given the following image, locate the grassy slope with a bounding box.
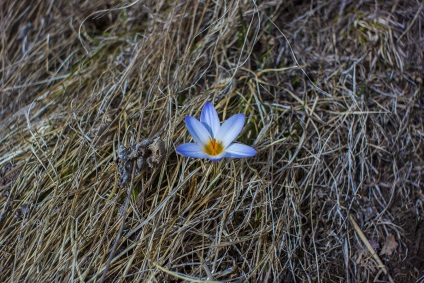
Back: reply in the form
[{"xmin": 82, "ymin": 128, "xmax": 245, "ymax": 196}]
[{"xmin": 1, "ymin": 0, "xmax": 423, "ymax": 282}]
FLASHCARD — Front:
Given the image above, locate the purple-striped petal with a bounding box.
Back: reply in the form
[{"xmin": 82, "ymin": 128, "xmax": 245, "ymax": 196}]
[
  {"xmin": 215, "ymin": 113, "xmax": 245, "ymax": 147},
  {"xmin": 224, "ymin": 143, "xmax": 256, "ymax": 158},
  {"xmin": 185, "ymin": 116, "xmax": 211, "ymax": 146},
  {"xmin": 176, "ymin": 143, "xmax": 209, "ymax": 158},
  {"xmin": 200, "ymin": 102, "xmax": 220, "ymax": 137}
]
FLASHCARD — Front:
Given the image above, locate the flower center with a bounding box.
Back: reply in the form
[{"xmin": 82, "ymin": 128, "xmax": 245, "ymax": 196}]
[{"xmin": 203, "ymin": 137, "xmax": 224, "ymax": 156}]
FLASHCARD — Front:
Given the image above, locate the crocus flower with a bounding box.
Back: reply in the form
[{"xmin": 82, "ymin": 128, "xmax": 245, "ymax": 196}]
[{"xmin": 176, "ymin": 102, "xmax": 256, "ymax": 161}]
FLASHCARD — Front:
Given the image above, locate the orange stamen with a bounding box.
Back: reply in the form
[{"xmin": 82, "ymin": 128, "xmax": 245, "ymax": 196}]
[{"xmin": 204, "ymin": 137, "xmax": 224, "ymax": 156}]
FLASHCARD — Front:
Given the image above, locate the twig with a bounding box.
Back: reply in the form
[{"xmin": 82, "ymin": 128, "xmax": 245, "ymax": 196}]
[
  {"xmin": 98, "ymin": 177, "xmax": 134, "ymax": 283},
  {"xmin": 349, "ymin": 215, "xmax": 395, "ymax": 283}
]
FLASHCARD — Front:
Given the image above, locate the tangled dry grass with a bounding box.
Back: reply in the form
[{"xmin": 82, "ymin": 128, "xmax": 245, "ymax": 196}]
[{"xmin": 1, "ymin": 0, "xmax": 423, "ymax": 282}]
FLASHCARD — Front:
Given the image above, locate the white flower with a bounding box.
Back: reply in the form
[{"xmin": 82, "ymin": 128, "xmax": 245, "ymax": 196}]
[{"xmin": 176, "ymin": 102, "xmax": 256, "ymax": 161}]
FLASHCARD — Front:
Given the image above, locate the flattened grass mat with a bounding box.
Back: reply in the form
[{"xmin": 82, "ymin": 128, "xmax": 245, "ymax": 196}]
[{"xmin": 1, "ymin": 1, "xmax": 422, "ymax": 282}]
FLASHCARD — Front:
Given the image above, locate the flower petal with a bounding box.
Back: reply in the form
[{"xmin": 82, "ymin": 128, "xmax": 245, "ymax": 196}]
[
  {"xmin": 200, "ymin": 102, "xmax": 220, "ymax": 137},
  {"xmin": 209, "ymin": 157, "xmax": 224, "ymax": 162},
  {"xmin": 185, "ymin": 116, "xmax": 211, "ymax": 146},
  {"xmin": 224, "ymin": 143, "xmax": 256, "ymax": 158},
  {"xmin": 216, "ymin": 113, "xmax": 245, "ymax": 147},
  {"xmin": 206, "ymin": 152, "xmax": 226, "ymax": 162},
  {"xmin": 176, "ymin": 143, "xmax": 208, "ymax": 158}
]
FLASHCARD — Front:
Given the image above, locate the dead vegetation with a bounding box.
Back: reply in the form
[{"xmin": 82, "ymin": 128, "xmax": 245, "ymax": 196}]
[{"xmin": 0, "ymin": 0, "xmax": 423, "ymax": 282}]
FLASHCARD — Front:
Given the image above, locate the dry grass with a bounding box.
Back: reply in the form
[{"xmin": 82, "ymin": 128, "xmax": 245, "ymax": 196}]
[{"xmin": 1, "ymin": 0, "xmax": 423, "ymax": 282}]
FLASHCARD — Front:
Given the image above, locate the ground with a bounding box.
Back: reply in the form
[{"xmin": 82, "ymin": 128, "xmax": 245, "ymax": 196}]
[{"xmin": 0, "ymin": 0, "xmax": 423, "ymax": 282}]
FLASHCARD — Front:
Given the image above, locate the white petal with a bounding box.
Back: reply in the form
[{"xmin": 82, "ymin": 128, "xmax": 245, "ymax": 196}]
[
  {"xmin": 185, "ymin": 116, "xmax": 211, "ymax": 146},
  {"xmin": 206, "ymin": 152, "xmax": 226, "ymax": 162},
  {"xmin": 200, "ymin": 102, "xmax": 220, "ymax": 137},
  {"xmin": 176, "ymin": 143, "xmax": 208, "ymax": 158},
  {"xmin": 216, "ymin": 113, "xmax": 245, "ymax": 148},
  {"xmin": 224, "ymin": 143, "xmax": 256, "ymax": 158}
]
